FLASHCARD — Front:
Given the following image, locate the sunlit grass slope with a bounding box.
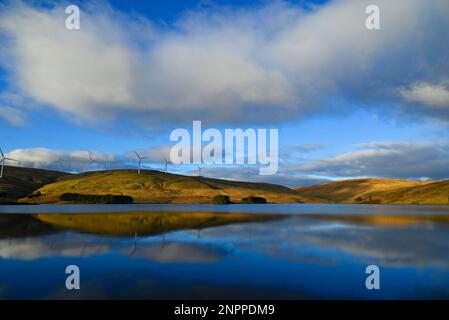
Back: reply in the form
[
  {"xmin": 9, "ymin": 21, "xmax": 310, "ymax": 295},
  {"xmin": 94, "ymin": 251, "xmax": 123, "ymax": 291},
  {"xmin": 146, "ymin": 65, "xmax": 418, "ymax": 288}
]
[
  {"xmin": 295, "ymin": 178, "xmax": 449, "ymax": 205},
  {"xmin": 20, "ymin": 169, "xmax": 311, "ymax": 204}
]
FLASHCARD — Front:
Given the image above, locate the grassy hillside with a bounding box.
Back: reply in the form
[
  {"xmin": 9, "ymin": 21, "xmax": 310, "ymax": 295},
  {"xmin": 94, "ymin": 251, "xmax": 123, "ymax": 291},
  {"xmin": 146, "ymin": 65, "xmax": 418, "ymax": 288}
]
[
  {"xmin": 0, "ymin": 166, "xmax": 69, "ymax": 204},
  {"xmin": 19, "ymin": 169, "xmax": 312, "ymax": 204},
  {"xmin": 295, "ymin": 178, "xmax": 449, "ymax": 205},
  {"xmin": 7, "ymin": 167, "xmax": 449, "ymax": 205}
]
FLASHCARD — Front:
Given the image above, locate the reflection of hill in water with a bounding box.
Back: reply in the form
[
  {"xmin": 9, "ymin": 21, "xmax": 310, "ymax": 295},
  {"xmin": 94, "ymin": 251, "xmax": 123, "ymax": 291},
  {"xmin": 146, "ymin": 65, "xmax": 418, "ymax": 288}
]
[
  {"xmin": 0, "ymin": 214, "xmax": 56, "ymax": 238},
  {"xmin": 33, "ymin": 212, "xmax": 285, "ymax": 236},
  {"xmin": 3, "ymin": 210, "xmax": 449, "ymax": 239},
  {"xmin": 300, "ymin": 214, "xmax": 449, "ymax": 227}
]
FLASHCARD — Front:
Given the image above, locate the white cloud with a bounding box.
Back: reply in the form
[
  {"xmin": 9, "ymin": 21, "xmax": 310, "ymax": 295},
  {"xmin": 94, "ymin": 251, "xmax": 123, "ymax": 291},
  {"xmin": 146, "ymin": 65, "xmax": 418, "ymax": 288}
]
[
  {"xmin": 122, "ymin": 242, "xmax": 224, "ymax": 263},
  {"xmin": 0, "ymin": 106, "xmax": 26, "ymax": 126},
  {"xmin": 0, "ymin": 0, "xmax": 448, "ymax": 126},
  {"xmin": 0, "ymin": 237, "xmax": 109, "ymax": 260},
  {"xmin": 296, "ymin": 141, "xmax": 449, "ymax": 180},
  {"xmin": 6, "ymin": 147, "xmax": 119, "ymax": 171},
  {"xmin": 400, "ymin": 82, "xmax": 449, "ymax": 109}
]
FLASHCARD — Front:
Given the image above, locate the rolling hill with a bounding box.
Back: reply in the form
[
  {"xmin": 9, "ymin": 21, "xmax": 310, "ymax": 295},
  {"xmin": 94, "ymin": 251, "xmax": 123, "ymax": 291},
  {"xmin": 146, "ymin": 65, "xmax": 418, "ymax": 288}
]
[
  {"xmin": 18, "ymin": 169, "xmax": 313, "ymax": 204},
  {"xmin": 0, "ymin": 166, "xmax": 69, "ymax": 204},
  {"xmin": 294, "ymin": 178, "xmax": 449, "ymax": 205},
  {"xmin": 4, "ymin": 166, "xmax": 449, "ymax": 205}
]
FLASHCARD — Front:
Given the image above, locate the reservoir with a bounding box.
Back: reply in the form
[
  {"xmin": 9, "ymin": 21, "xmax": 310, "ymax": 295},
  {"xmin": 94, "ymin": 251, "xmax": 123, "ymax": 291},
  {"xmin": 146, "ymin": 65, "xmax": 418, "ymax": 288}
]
[{"xmin": 0, "ymin": 204, "xmax": 448, "ymax": 299}]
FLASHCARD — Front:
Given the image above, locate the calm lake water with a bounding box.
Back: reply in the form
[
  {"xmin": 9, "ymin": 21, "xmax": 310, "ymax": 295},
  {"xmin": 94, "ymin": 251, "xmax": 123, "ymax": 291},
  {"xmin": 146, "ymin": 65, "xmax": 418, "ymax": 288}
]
[{"xmin": 1, "ymin": 204, "xmax": 449, "ymax": 299}]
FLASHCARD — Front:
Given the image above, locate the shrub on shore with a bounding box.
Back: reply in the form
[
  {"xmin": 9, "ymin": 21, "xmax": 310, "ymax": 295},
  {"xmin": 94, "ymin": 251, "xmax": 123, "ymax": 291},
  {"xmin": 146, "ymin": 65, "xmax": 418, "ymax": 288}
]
[
  {"xmin": 59, "ymin": 193, "xmax": 133, "ymax": 204},
  {"xmin": 240, "ymin": 196, "xmax": 267, "ymax": 204},
  {"xmin": 212, "ymin": 195, "xmax": 232, "ymax": 204}
]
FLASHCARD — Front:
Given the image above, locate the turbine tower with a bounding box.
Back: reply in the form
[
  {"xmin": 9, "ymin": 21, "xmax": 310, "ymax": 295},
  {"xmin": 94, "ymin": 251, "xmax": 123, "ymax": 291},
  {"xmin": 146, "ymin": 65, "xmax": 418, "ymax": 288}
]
[
  {"xmin": 88, "ymin": 151, "xmax": 94, "ymax": 170},
  {"xmin": 164, "ymin": 158, "xmax": 171, "ymax": 174},
  {"xmin": 0, "ymin": 147, "xmax": 19, "ymax": 179},
  {"xmin": 135, "ymin": 151, "xmax": 150, "ymax": 174},
  {"xmin": 56, "ymin": 157, "xmax": 62, "ymax": 169},
  {"xmin": 197, "ymin": 164, "xmax": 202, "ymax": 177}
]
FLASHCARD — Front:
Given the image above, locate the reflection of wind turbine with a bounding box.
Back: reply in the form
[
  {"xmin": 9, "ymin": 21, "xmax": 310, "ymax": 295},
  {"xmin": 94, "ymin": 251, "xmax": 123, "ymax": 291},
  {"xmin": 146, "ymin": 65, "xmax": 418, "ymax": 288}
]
[
  {"xmin": 135, "ymin": 151, "xmax": 150, "ymax": 174},
  {"xmin": 0, "ymin": 147, "xmax": 19, "ymax": 178},
  {"xmin": 159, "ymin": 214, "xmax": 167, "ymax": 248},
  {"xmin": 130, "ymin": 232, "xmax": 140, "ymax": 257},
  {"xmin": 80, "ymin": 242, "xmax": 88, "ymax": 257},
  {"xmin": 161, "ymin": 233, "xmax": 166, "ymax": 248}
]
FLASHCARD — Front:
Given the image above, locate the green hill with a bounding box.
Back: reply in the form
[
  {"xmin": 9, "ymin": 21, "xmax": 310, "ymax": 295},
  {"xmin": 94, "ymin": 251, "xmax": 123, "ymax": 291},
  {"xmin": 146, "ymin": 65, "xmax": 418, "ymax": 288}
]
[
  {"xmin": 18, "ymin": 169, "xmax": 312, "ymax": 204},
  {"xmin": 0, "ymin": 166, "xmax": 69, "ymax": 204},
  {"xmin": 294, "ymin": 178, "xmax": 449, "ymax": 205},
  {"xmin": 5, "ymin": 167, "xmax": 449, "ymax": 205}
]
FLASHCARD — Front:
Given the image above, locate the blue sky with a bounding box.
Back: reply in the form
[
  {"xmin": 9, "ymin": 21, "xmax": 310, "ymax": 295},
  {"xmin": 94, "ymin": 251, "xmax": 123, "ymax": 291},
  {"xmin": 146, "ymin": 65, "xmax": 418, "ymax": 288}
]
[{"xmin": 0, "ymin": 0, "xmax": 449, "ymax": 185}]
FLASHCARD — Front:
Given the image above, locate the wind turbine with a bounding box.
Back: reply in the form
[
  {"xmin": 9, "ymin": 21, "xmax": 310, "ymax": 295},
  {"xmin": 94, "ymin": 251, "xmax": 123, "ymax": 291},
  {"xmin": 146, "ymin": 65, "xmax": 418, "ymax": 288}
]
[
  {"xmin": 87, "ymin": 151, "xmax": 95, "ymax": 170},
  {"xmin": 164, "ymin": 158, "xmax": 171, "ymax": 174},
  {"xmin": 0, "ymin": 147, "xmax": 19, "ymax": 179},
  {"xmin": 56, "ymin": 157, "xmax": 63, "ymax": 170},
  {"xmin": 197, "ymin": 164, "xmax": 202, "ymax": 177},
  {"xmin": 135, "ymin": 151, "xmax": 150, "ymax": 174}
]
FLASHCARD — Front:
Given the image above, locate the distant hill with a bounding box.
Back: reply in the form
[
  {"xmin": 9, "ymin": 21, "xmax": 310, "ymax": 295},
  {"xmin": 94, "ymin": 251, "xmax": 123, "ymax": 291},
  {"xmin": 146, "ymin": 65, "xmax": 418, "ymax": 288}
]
[
  {"xmin": 18, "ymin": 169, "xmax": 313, "ymax": 204},
  {"xmin": 294, "ymin": 178, "xmax": 449, "ymax": 205},
  {"xmin": 0, "ymin": 166, "xmax": 69, "ymax": 204},
  {"xmin": 5, "ymin": 167, "xmax": 449, "ymax": 205}
]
